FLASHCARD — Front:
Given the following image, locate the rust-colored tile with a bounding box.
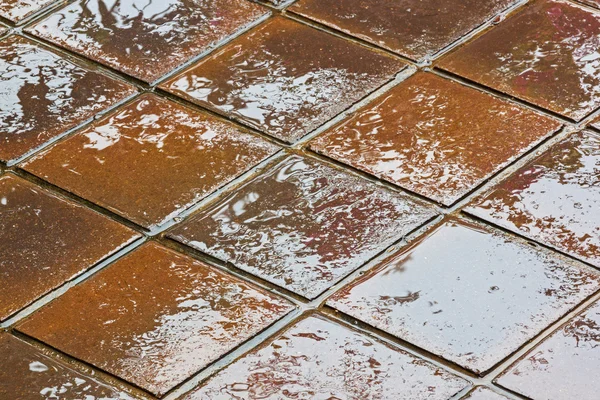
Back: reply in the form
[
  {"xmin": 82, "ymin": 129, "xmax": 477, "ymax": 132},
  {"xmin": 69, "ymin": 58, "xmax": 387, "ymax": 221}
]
[
  {"xmin": 497, "ymin": 299, "xmax": 600, "ymax": 399},
  {"xmin": 185, "ymin": 315, "xmax": 469, "ymax": 400},
  {"xmin": 26, "ymin": 0, "xmax": 268, "ymax": 82},
  {"xmin": 169, "ymin": 154, "xmax": 437, "ymax": 299},
  {"xmin": 0, "ymin": 0, "xmax": 54, "ymax": 22},
  {"xmin": 462, "ymin": 387, "xmax": 509, "ymax": 400},
  {"xmin": 17, "ymin": 243, "xmax": 294, "ymax": 396},
  {"xmin": 466, "ymin": 130, "xmax": 600, "ymax": 268},
  {"xmin": 290, "ymin": 0, "xmax": 517, "ymax": 60},
  {"xmin": 0, "ymin": 333, "xmax": 140, "ymax": 400},
  {"xmin": 0, "ymin": 36, "xmax": 136, "ymax": 163},
  {"xmin": 0, "ymin": 174, "xmax": 140, "ymax": 321},
  {"xmin": 439, "ymin": 0, "xmax": 600, "ymax": 121},
  {"xmin": 328, "ymin": 219, "xmax": 600, "ymax": 374},
  {"xmin": 23, "ymin": 94, "xmax": 279, "ymax": 228},
  {"xmin": 160, "ymin": 18, "xmax": 404, "ymax": 143},
  {"xmin": 310, "ymin": 73, "xmax": 560, "ymax": 206}
]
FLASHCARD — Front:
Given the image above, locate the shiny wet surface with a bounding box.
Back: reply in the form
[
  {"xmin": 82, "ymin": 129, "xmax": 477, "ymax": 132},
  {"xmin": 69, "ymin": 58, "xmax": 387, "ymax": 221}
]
[
  {"xmin": 439, "ymin": 0, "xmax": 600, "ymax": 121},
  {"xmin": 16, "ymin": 243, "xmax": 294, "ymax": 396},
  {"xmin": 26, "ymin": 0, "xmax": 268, "ymax": 82},
  {"xmin": 186, "ymin": 315, "xmax": 469, "ymax": 400},
  {"xmin": 0, "ymin": 35, "xmax": 135, "ymax": 162},
  {"xmin": 169, "ymin": 154, "xmax": 436, "ymax": 299},
  {"xmin": 328, "ymin": 219, "xmax": 600, "ymax": 374},
  {"xmin": 161, "ymin": 17, "xmax": 404, "ymax": 142},
  {"xmin": 467, "ymin": 130, "xmax": 600, "ymax": 268},
  {"xmin": 310, "ymin": 73, "xmax": 561, "ymax": 206},
  {"xmin": 0, "ymin": 0, "xmax": 54, "ymax": 22},
  {"xmin": 0, "ymin": 174, "xmax": 140, "ymax": 321}
]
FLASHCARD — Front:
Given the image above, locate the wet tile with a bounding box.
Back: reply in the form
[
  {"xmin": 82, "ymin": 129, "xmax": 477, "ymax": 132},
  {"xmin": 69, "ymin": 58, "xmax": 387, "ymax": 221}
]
[
  {"xmin": 169, "ymin": 154, "xmax": 437, "ymax": 299},
  {"xmin": 462, "ymin": 387, "xmax": 509, "ymax": 400},
  {"xmin": 439, "ymin": 0, "xmax": 600, "ymax": 121},
  {"xmin": 0, "ymin": 174, "xmax": 140, "ymax": 321},
  {"xmin": 290, "ymin": 0, "xmax": 516, "ymax": 60},
  {"xmin": 23, "ymin": 94, "xmax": 279, "ymax": 228},
  {"xmin": 0, "ymin": 0, "xmax": 54, "ymax": 22},
  {"xmin": 26, "ymin": 0, "xmax": 268, "ymax": 82},
  {"xmin": 160, "ymin": 18, "xmax": 403, "ymax": 143},
  {"xmin": 310, "ymin": 73, "xmax": 561, "ymax": 206},
  {"xmin": 497, "ymin": 299, "xmax": 600, "ymax": 400},
  {"xmin": 185, "ymin": 315, "xmax": 469, "ymax": 400},
  {"xmin": 17, "ymin": 243, "xmax": 294, "ymax": 396},
  {"xmin": 0, "ymin": 36, "xmax": 135, "ymax": 163},
  {"xmin": 328, "ymin": 219, "xmax": 600, "ymax": 374},
  {"xmin": 466, "ymin": 130, "xmax": 600, "ymax": 268},
  {"xmin": 0, "ymin": 333, "xmax": 140, "ymax": 400}
]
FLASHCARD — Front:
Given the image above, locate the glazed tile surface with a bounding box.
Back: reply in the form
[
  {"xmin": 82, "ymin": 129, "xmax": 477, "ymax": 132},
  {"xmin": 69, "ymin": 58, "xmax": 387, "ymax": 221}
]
[
  {"xmin": 0, "ymin": 174, "xmax": 140, "ymax": 321},
  {"xmin": 461, "ymin": 387, "xmax": 509, "ymax": 400},
  {"xmin": 169, "ymin": 154, "xmax": 437, "ymax": 299},
  {"xmin": 161, "ymin": 18, "xmax": 404, "ymax": 142},
  {"xmin": 439, "ymin": 0, "xmax": 600, "ymax": 120},
  {"xmin": 0, "ymin": 36, "xmax": 135, "ymax": 162},
  {"xmin": 310, "ymin": 73, "xmax": 561, "ymax": 205},
  {"xmin": 17, "ymin": 243, "xmax": 294, "ymax": 396},
  {"xmin": 23, "ymin": 94, "xmax": 279, "ymax": 228},
  {"xmin": 186, "ymin": 316, "xmax": 469, "ymax": 400},
  {"xmin": 467, "ymin": 130, "xmax": 600, "ymax": 268},
  {"xmin": 328, "ymin": 219, "xmax": 600, "ymax": 374},
  {"xmin": 26, "ymin": 0, "xmax": 269, "ymax": 82},
  {"xmin": 0, "ymin": 0, "xmax": 55, "ymax": 22}
]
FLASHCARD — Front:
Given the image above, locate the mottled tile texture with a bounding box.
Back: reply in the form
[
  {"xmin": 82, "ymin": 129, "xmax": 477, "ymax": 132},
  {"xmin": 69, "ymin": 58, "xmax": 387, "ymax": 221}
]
[{"xmin": 0, "ymin": 0, "xmax": 55, "ymax": 22}]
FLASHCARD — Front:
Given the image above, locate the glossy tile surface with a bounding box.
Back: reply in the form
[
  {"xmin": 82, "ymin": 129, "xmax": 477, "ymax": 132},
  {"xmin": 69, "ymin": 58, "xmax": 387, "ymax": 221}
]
[
  {"xmin": 467, "ymin": 130, "xmax": 600, "ymax": 268},
  {"xmin": 290, "ymin": 0, "xmax": 516, "ymax": 60},
  {"xmin": 581, "ymin": 0, "xmax": 600, "ymax": 9},
  {"xmin": 310, "ymin": 73, "xmax": 560, "ymax": 205},
  {"xmin": 0, "ymin": 174, "xmax": 140, "ymax": 321},
  {"xmin": 169, "ymin": 154, "xmax": 437, "ymax": 299},
  {"xmin": 0, "ymin": 333, "xmax": 137, "ymax": 400},
  {"xmin": 497, "ymin": 300, "xmax": 600, "ymax": 400},
  {"xmin": 462, "ymin": 387, "xmax": 509, "ymax": 400},
  {"xmin": 186, "ymin": 316, "xmax": 469, "ymax": 400},
  {"xmin": 23, "ymin": 94, "xmax": 279, "ymax": 228},
  {"xmin": 0, "ymin": 0, "xmax": 54, "ymax": 22},
  {"xmin": 440, "ymin": 0, "xmax": 600, "ymax": 120},
  {"xmin": 0, "ymin": 36, "xmax": 135, "ymax": 162},
  {"xmin": 161, "ymin": 18, "xmax": 403, "ymax": 142},
  {"xmin": 328, "ymin": 219, "xmax": 600, "ymax": 374},
  {"xmin": 26, "ymin": 0, "xmax": 268, "ymax": 82},
  {"xmin": 17, "ymin": 243, "xmax": 294, "ymax": 396}
]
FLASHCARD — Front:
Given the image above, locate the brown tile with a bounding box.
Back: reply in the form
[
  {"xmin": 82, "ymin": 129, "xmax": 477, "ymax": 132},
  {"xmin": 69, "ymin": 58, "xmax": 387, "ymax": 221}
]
[
  {"xmin": 23, "ymin": 94, "xmax": 279, "ymax": 228},
  {"xmin": 462, "ymin": 387, "xmax": 509, "ymax": 400},
  {"xmin": 466, "ymin": 130, "xmax": 600, "ymax": 268},
  {"xmin": 169, "ymin": 154, "xmax": 437, "ymax": 299},
  {"xmin": 290, "ymin": 0, "xmax": 517, "ymax": 60},
  {"xmin": 0, "ymin": 333, "xmax": 141, "ymax": 400},
  {"xmin": 497, "ymin": 299, "xmax": 600, "ymax": 399},
  {"xmin": 160, "ymin": 18, "xmax": 404, "ymax": 143},
  {"xmin": 310, "ymin": 73, "xmax": 560, "ymax": 206},
  {"xmin": 0, "ymin": 174, "xmax": 140, "ymax": 321},
  {"xmin": 0, "ymin": 0, "xmax": 54, "ymax": 22},
  {"xmin": 26, "ymin": 0, "xmax": 268, "ymax": 82},
  {"xmin": 439, "ymin": 0, "xmax": 600, "ymax": 121},
  {"xmin": 0, "ymin": 36, "xmax": 136, "ymax": 163},
  {"xmin": 17, "ymin": 243, "xmax": 294, "ymax": 396},
  {"xmin": 185, "ymin": 315, "xmax": 469, "ymax": 400},
  {"xmin": 328, "ymin": 219, "xmax": 600, "ymax": 374}
]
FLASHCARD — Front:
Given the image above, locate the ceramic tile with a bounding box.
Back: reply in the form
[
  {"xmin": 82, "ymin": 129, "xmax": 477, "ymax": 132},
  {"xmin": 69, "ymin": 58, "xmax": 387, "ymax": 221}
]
[
  {"xmin": 0, "ymin": 0, "xmax": 55, "ymax": 22},
  {"xmin": 461, "ymin": 387, "xmax": 509, "ymax": 400}
]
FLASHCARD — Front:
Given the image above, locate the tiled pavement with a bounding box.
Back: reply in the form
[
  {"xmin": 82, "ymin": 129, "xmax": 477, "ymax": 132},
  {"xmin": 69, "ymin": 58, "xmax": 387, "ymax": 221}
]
[{"xmin": 1, "ymin": 0, "xmax": 600, "ymax": 399}]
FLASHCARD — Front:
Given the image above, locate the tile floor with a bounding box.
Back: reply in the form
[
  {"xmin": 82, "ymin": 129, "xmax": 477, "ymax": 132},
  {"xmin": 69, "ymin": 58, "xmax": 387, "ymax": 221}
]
[{"xmin": 1, "ymin": 0, "xmax": 600, "ymax": 399}]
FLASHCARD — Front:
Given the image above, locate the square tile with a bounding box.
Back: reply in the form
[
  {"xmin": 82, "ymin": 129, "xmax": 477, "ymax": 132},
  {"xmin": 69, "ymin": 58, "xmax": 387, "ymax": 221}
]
[
  {"xmin": 328, "ymin": 218, "xmax": 600, "ymax": 374},
  {"xmin": 439, "ymin": 0, "xmax": 600, "ymax": 121},
  {"xmin": 289, "ymin": 0, "xmax": 517, "ymax": 60},
  {"xmin": 26, "ymin": 0, "xmax": 269, "ymax": 82},
  {"xmin": 462, "ymin": 387, "xmax": 509, "ymax": 400},
  {"xmin": 185, "ymin": 316, "xmax": 469, "ymax": 400},
  {"xmin": 23, "ymin": 94, "xmax": 280, "ymax": 228},
  {"xmin": 17, "ymin": 243, "xmax": 294, "ymax": 396},
  {"xmin": 168, "ymin": 154, "xmax": 437, "ymax": 299},
  {"xmin": 160, "ymin": 17, "xmax": 404, "ymax": 143},
  {"xmin": 0, "ymin": 35, "xmax": 136, "ymax": 163},
  {"xmin": 466, "ymin": 130, "xmax": 600, "ymax": 268},
  {"xmin": 497, "ymin": 300, "xmax": 600, "ymax": 400},
  {"xmin": 0, "ymin": 333, "xmax": 140, "ymax": 399},
  {"xmin": 0, "ymin": 0, "xmax": 54, "ymax": 22},
  {"xmin": 310, "ymin": 73, "xmax": 561, "ymax": 206},
  {"xmin": 0, "ymin": 174, "xmax": 140, "ymax": 321}
]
